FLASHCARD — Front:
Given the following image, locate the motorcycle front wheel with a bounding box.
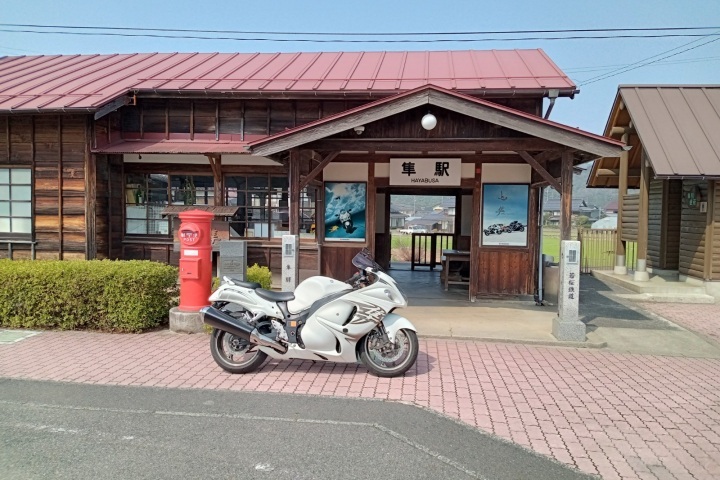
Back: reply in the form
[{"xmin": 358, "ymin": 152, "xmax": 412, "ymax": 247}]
[
  {"xmin": 210, "ymin": 327, "xmax": 268, "ymax": 374},
  {"xmin": 360, "ymin": 328, "xmax": 419, "ymax": 378}
]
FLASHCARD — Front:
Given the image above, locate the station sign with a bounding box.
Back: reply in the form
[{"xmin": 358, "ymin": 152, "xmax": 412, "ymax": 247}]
[{"xmin": 390, "ymin": 158, "xmax": 461, "ymax": 186}]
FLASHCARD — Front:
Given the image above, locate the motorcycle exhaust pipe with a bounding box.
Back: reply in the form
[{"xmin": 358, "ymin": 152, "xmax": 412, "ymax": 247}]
[{"xmin": 200, "ymin": 306, "xmax": 287, "ymax": 354}]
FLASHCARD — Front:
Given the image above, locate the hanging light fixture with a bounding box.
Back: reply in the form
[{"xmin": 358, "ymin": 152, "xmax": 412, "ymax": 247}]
[{"xmin": 421, "ymin": 112, "xmax": 437, "ymax": 131}]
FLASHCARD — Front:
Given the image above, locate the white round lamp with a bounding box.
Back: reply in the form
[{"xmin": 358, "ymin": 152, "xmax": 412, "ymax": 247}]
[{"xmin": 421, "ymin": 112, "xmax": 437, "ymax": 131}]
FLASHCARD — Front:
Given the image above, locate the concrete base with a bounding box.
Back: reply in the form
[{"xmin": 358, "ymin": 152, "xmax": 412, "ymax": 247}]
[
  {"xmin": 169, "ymin": 307, "xmax": 204, "ymax": 333},
  {"xmin": 592, "ymin": 270, "xmax": 717, "ymax": 303},
  {"xmin": 633, "ymin": 270, "xmax": 650, "ymax": 282},
  {"xmin": 552, "ymin": 317, "xmax": 586, "ymax": 342}
]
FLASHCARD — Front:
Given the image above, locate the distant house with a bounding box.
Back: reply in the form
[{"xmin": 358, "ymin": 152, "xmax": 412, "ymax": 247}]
[
  {"xmin": 433, "ymin": 198, "xmax": 456, "ymax": 216},
  {"xmin": 389, "ymin": 205, "xmax": 408, "ymax": 229},
  {"xmin": 543, "ymin": 198, "xmax": 600, "ymax": 225},
  {"xmin": 603, "ymin": 201, "xmax": 619, "ymax": 215}
]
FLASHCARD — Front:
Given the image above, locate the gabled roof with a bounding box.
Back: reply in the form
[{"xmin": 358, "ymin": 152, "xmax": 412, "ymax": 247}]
[
  {"xmin": 248, "ymin": 84, "xmax": 623, "ymax": 158},
  {"xmin": 588, "ymin": 86, "xmax": 720, "ymax": 188},
  {"xmin": 0, "ymin": 49, "xmax": 575, "ymax": 113}
]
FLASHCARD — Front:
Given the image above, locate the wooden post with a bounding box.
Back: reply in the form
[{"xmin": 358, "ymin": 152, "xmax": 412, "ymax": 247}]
[
  {"xmin": 454, "ymin": 191, "xmax": 462, "ymax": 249},
  {"xmin": 705, "ymin": 181, "xmax": 715, "ymax": 281},
  {"xmin": 58, "ymin": 116, "xmax": 64, "ymax": 260},
  {"xmin": 205, "ymin": 155, "xmax": 223, "ymax": 207},
  {"xmin": 634, "ymin": 151, "xmax": 650, "ymax": 281},
  {"xmin": 560, "ymin": 150, "xmax": 573, "ymax": 241},
  {"xmin": 469, "ymin": 172, "xmax": 481, "ymax": 301},
  {"xmin": 84, "ymin": 117, "xmax": 97, "ymax": 260},
  {"xmin": 615, "ymin": 133, "xmax": 629, "ymax": 274},
  {"xmin": 289, "ymin": 148, "xmax": 300, "ymax": 235},
  {"xmin": 367, "ymin": 159, "xmax": 376, "ymax": 257}
]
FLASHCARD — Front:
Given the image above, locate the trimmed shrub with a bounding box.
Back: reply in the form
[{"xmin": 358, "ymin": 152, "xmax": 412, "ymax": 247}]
[
  {"xmin": 0, "ymin": 260, "xmax": 178, "ymax": 333},
  {"xmin": 247, "ymin": 264, "xmax": 272, "ymax": 289}
]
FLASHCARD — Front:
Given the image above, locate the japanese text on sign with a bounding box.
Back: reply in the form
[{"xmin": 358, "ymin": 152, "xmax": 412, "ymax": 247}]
[{"xmin": 390, "ymin": 158, "xmax": 461, "ymax": 186}]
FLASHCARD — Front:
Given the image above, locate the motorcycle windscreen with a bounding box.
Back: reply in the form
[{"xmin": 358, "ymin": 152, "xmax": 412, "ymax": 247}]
[{"xmin": 352, "ymin": 248, "xmax": 383, "ymax": 272}]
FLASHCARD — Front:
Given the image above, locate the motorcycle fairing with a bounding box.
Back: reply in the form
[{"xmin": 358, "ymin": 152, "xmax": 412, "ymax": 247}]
[{"xmin": 381, "ymin": 313, "xmax": 417, "ymax": 343}]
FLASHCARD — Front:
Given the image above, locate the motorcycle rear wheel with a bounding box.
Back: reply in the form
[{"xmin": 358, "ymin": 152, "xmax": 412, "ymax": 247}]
[
  {"xmin": 210, "ymin": 328, "xmax": 268, "ymax": 374},
  {"xmin": 360, "ymin": 328, "xmax": 418, "ymax": 378}
]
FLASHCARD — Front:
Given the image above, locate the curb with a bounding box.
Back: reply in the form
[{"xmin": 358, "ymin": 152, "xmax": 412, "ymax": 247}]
[{"xmin": 417, "ymin": 333, "xmax": 607, "ymax": 349}]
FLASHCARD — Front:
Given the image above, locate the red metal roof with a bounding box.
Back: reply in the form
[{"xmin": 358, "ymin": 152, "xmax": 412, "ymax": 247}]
[
  {"xmin": 93, "ymin": 139, "xmax": 249, "ymax": 154},
  {"xmin": 0, "ymin": 50, "xmax": 575, "ymax": 113}
]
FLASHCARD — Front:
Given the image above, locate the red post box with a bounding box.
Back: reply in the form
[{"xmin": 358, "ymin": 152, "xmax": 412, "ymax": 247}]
[{"xmin": 177, "ymin": 210, "xmax": 214, "ymax": 311}]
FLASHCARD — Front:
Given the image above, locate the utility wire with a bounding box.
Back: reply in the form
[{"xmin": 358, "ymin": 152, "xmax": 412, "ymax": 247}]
[
  {"xmin": 0, "ymin": 23, "xmax": 718, "ymax": 36},
  {"xmin": 1, "ymin": 28, "xmax": 719, "ymax": 43},
  {"xmin": 579, "ymin": 36, "xmax": 720, "ymax": 86},
  {"xmin": 564, "ymin": 55, "xmax": 720, "ymax": 73}
]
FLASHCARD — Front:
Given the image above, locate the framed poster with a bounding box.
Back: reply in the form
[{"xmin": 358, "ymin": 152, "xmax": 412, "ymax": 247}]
[
  {"xmin": 481, "ymin": 184, "xmax": 529, "ymax": 247},
  {"xmin": 324, "ymin": 182, "xmax": 366, "ymax": 242}
]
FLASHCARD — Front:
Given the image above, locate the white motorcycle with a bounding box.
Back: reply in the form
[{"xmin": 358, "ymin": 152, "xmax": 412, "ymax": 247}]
[{"xmin": 200, "ymin": 249, "xmax": 419, "ymax": 377}]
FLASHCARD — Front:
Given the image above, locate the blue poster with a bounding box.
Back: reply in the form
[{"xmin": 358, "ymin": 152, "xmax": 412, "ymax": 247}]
[
  {"xmin": 324, "ymin": 182, "xmax": 366, "ymax": 242},
  {"xmin": 482, "ymin": 184, "xmax": 529, "ymax": 246}
]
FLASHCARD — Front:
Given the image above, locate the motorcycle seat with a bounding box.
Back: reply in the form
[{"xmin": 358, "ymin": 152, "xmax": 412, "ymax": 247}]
[
  {"xmin": 255, "ymin": 288, "xmax": 295, "ymax": 303},
  {"xmin": 227, "ymin": 277, "xmax": 261, "ymax": 289}
]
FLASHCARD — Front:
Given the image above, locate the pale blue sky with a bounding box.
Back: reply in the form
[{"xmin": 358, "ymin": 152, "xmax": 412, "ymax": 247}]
[{"xmin": 1, "ymin": 0, "xmax": 718, "ymax": 134}]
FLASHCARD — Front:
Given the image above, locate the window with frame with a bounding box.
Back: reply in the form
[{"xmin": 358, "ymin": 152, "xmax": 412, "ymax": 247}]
[
  {"xmin": 0, "ymin": 168, "xmax": 32, "ymax": 237},
  {"xmin": 125, "ymin": 173, "xmax": 215, "ymax": 236},
  {"xmin": 224, "ymin": 175, "xmax": 316, "ymax": 240}
]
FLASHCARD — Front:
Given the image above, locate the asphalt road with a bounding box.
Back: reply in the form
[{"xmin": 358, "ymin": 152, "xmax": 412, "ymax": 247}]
[{"xmin": 0, "ymin": 379, "xmax": 594, "ymax": 480}]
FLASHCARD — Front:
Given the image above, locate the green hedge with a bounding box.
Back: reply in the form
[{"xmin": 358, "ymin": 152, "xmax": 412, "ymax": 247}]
[
  {"xmin": 247, "ymin": 264, "xmax": 272, "ymax": 289},
  {"xmin": 213, "ymin": 264, "xmax": 273, "ymax": 291},
  {"xmin": 0, "ymin": 260, "xmax": 178, "ymax": 333}
]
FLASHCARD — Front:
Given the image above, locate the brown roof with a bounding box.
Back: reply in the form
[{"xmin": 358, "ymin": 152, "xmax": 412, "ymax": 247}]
[
  {"xmin": 0, "ymin": 50, "xmax": 575, "ymax": 113},
  {"xmin": 588, "ymin": 86, "xmax": 720, "ymax": 187}
]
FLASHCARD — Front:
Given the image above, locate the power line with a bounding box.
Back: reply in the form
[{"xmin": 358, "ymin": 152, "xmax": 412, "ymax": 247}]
[
  {"xmin": 0, "ymin": 23, "xmax": 720, "ymax": 37},
  {"xmin": 1, "ymin": 23, "xmax": 719, "ymax": 37},
  {"xmin": 564, "ymin": 55, "xmax": 720, "ymax": 73},
  {"xmin": 579, "ymin": 36, "xmax": 720, "ymax": 86},
  {"xmin": 1, "ymin": 28, "xmax": 719, "ymax": 44}
]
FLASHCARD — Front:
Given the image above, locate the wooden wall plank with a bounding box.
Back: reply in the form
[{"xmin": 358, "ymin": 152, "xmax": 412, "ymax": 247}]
[{"xmin": 679, "ymin": 180, "xmax": 709, "ymax": 279}]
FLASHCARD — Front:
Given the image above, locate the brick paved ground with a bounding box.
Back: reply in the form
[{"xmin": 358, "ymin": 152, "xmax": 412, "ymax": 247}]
[
  {"xmin": 640, "ymin": 303, "xmax": 720, "ymax": 346},
  {"xmin": 2, "ymin": 330, "xmax": 720, "ymax": 480}
]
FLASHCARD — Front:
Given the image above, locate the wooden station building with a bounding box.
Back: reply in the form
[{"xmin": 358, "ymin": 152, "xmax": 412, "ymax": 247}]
[
  {"xmin": 588, "ymin": 85, "xmax": 720, "ymax": 295},
  {"xmin": 0, "ymin": 50, "xmax": 622, "ymax": 299}
]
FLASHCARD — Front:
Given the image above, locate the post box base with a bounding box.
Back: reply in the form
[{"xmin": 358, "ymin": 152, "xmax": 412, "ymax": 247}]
[{"xmin": 169, "ymin": 307, "xmax": 204, "ymax": 334}]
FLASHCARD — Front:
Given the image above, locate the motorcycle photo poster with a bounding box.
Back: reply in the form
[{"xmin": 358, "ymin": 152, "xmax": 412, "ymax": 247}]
[
  {"xmin": 324, "ymin": 182, "xmax": 366, "ymax": 242},
  {"xmin": 481, "ymin": 184, "xmax": 529, "ymax": 247}
]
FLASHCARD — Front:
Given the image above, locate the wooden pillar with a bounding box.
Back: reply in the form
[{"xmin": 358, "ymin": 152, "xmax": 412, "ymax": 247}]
[
  {"xmin": 469, "ymin": 173, "xmax": 481, "ymax": 301},
  {"xmin": 615, "ymin": 133, "xmax": 629, "ymax": 274},
  {"xmin": 84, "ymin": 117, "xmax": 97, "ymax": 260},
  {"xmin": 634, "ymin": 150, "xmax": 651, "ymax": 281},
  {"xmin": 454, "ymin": 191, "xmax": 462, "ymax": 248},
  {"xmin": 289, "ymin": 148, "xmax": 300, "ymax": 235},
  {"xmin": 367, "ymin": 159, "xmax": 376, "ymax": 256},
  {"xmin": 213, "ymin": 156, "xmax": 223, "ymax": 206},
  {"xmin": 58, "ymin": 116, "xmax": 64, "ymax": 260},
  {"xmin": 560, "ymin": 150, "xmax": 573, "ymax": 241}
]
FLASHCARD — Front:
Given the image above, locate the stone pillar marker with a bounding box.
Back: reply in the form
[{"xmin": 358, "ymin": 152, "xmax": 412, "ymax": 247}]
[
  {"xmin": 552, "ymin": 240, "xmax": 586, "ymax": 342},
  {"xmin": 282, "ymin": 235, "xmax": 299, "ymax": 292},
  {"xmin": 217, "ymin": 240, "xmax": 247, "ymax": 283}
]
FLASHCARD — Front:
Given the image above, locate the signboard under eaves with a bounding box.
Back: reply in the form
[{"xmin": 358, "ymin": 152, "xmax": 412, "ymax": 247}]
[{"xmin": 389, "ymin": 158, "xmax": 461, "ymax": 186}]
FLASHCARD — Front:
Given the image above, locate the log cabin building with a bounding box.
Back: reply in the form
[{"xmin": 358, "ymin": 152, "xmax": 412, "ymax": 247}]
[
  {"xmin": 588, "ymin": 85, "xmax": 720, "ymax": 299},
  {"xmin": 0, "ymin": 50, "xmax": 622, "ymax": 300}
]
